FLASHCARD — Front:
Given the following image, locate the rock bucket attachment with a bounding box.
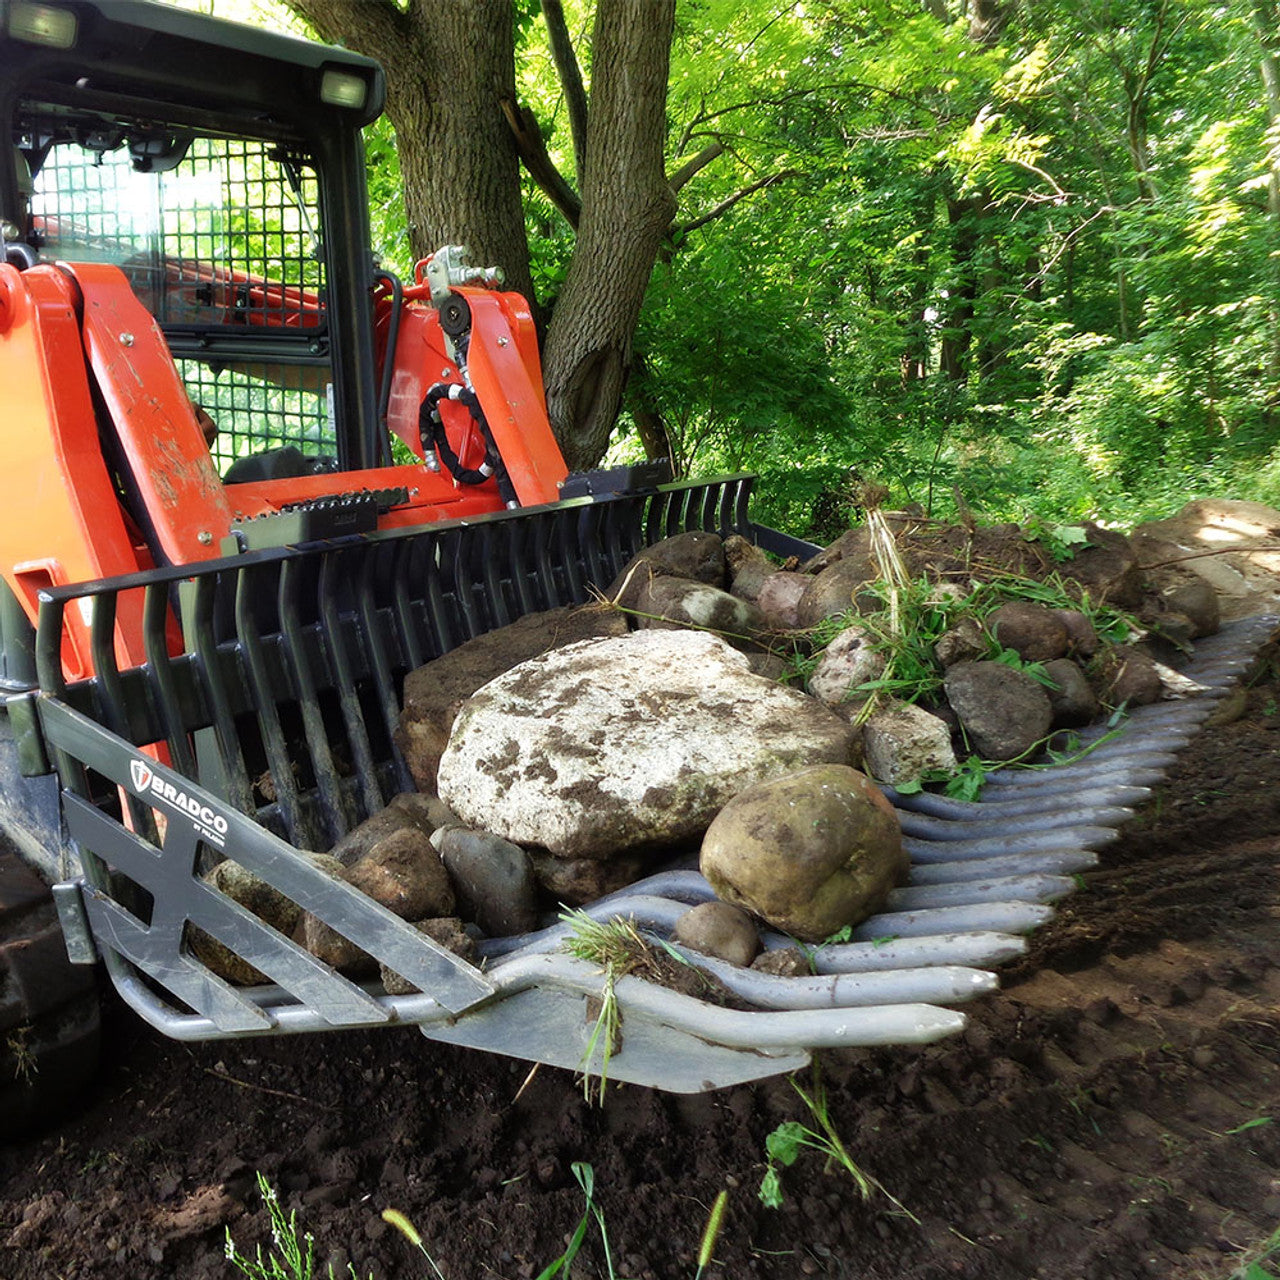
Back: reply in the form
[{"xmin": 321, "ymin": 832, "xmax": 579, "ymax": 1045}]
[
  {"xmin": 471, "ymin": 612, "xmax": 1278, "ymax": 1088},
  {"xmin": 26, "ymin": 487, "xmax": 1278, "ymax": 1090}
]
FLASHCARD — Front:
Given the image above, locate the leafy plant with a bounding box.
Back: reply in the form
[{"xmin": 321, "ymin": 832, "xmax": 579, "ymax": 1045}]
[
  {"xmin": 535, "ymin": 1162, "xmax": 625, "ymax": 1280},
  {"xmin": 758, "ymin": 1069, "xmax": 918, "ymax": 1224}
]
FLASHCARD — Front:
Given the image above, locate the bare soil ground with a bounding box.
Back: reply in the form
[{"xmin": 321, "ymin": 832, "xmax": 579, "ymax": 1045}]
[{"xmin": 6, "ymin": 650, "xmax": 1280, "ymax": 1280}]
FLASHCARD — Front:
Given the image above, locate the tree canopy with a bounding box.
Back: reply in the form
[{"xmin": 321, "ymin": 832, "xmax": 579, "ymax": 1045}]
[{"xmin": 176, "ymin": 0, "xmax": 1280, "ymax": 531}]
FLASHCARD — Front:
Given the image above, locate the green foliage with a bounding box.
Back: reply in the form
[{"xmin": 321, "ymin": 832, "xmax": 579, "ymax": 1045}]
[
  {"xmin": 242, "ymin": 0, "xmax": 1279, "ymax": 521},
  {"xmin": 758, "ymin": 1069, "xmax": 917, "ymax": 1222},
  {"xmin": 225, "ymin": 1173, "xmax": 367, "ymax": 1280}
]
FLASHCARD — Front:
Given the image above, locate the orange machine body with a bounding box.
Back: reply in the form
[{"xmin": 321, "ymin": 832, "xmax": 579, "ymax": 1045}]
[{"xmin": 0, "ymin": 256, "xmax": 569, "ymax": 674}]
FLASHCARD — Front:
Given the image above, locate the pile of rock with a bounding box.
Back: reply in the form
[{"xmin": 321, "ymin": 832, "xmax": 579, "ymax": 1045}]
[{"xmin": 197, "ymin": 499, "xmax": 1277, "ymax": 986}]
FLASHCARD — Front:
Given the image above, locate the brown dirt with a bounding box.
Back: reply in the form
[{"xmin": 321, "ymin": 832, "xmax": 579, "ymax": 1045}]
[{"xmin": 6, "ymin": 663, "xmax": 1280, "ymax": 1280}]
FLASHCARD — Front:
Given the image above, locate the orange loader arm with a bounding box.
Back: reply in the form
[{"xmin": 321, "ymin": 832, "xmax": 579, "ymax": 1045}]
[{"xmin": 0, "ymin": 256, "xmax": 568, "ymax": 680}]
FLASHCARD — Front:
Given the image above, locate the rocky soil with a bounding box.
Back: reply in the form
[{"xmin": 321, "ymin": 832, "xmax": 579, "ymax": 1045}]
[{"xmin": 4, "ymin": 624, "xmax": 1280, "ymax": 1280}]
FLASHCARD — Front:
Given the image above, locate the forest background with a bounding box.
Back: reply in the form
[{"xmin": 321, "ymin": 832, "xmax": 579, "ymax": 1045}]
[{"xmin": 174, "ymin": 0, "xmax": 1280, "ymax": 542}]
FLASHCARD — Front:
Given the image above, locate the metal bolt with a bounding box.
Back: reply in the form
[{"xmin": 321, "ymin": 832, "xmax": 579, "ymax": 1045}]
[
  {"xmin": 119, "ymin": 332, "xmax": 134, "ymax": 347},
  {"xmin": 497, "ymin": 336, "xmax": 509, "ymax": 347},
  {"xmin": 197, "ymin": 531, "xmax": 213, "ymax": 545}
]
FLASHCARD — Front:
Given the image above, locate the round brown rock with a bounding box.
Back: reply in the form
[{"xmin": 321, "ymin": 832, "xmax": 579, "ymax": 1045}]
[
  {"xmin": 988, "ymin": 601, "xmax": 1069, "ymax": 663},
  {"xmin": 796, "ymin": 557, "xmax": 878, "ymax": 629},
  {"xmin": 700, "ymin": 765, "xmax": 906, "ymax": 942},
  {"xmin": 673, "ymin": 902, "xmax": 761, "ymax": 967}
]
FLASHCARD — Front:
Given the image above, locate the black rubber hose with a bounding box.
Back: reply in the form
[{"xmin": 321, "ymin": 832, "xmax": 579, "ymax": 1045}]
[{"xmin": 418, "ymin": 382, "xmax": 519, "ymax": 505}]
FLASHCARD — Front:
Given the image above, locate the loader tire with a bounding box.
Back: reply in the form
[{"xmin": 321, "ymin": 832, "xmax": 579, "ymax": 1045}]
[{"xmin": 0, "ymin": 842, "xmax": 100, "ymax": 1140}]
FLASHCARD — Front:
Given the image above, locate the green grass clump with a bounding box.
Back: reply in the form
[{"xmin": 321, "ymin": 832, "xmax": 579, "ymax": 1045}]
[{"xmin": 560, "ymin": 910, "xmax": 662, "ymax": 1105}]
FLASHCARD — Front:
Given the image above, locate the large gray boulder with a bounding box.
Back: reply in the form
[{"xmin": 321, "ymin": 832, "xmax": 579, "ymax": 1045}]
[
  {"xmin": 396, "ymin": 606, "xmax": 628, "ymax": 792},
  {"xmin": 436, "ymin": 630, "xmax": 856, "ymax": 858},
  {"xmin": 700, "ymin": 764, "xmax": 906, "ymax": 941}
]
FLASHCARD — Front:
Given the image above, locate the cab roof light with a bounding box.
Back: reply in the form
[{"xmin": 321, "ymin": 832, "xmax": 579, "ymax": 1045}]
[
  {"xmin": 319, "ymin": 68, "xmax": 366, "ymax": 111},
  {"xmin": 6, "ymin": 2, "xmax": 77, "ymax": 49}
]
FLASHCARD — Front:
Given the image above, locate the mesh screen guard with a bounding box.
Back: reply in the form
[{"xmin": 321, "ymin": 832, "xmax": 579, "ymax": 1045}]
[{"xmin": 26, "ymin": 118, "xmax": 334, "ymax": 470}]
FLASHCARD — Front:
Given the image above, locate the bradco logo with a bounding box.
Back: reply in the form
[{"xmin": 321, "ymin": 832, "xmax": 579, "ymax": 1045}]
[{"xmin": 128, "ymin": 754, "xmax": 229, "ymax": 847}]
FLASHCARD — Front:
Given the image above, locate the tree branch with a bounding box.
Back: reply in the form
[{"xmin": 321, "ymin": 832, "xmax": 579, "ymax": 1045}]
[
  {"xmin": 667, "ymin": 141, "xmax": 725, "ymax": 194},
  {"xmin": 540, "ymin": 0, "xmax": 590, "ymax": 180},
  {"xmin": 501, "ymin": 98, "xmax": 582, "ymax": 228},
  {"xmin": 677, "ymin": 169, "xmax": 796, "ymax": 236}
]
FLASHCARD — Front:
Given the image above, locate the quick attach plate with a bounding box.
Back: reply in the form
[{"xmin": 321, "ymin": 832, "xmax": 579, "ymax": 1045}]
[{"xmin": 223, "ymin": 488, "xmax": 410, "ymax": 553}]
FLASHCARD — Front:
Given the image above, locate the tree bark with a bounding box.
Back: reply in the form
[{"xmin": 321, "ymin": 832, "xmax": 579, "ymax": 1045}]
[
  {"xmin": 1254, "ymin": 0, "xmax": 1280, "ymax": 394},
  {"xmin": 282, "ymin": 0, "xmax": 536, "ymax": 304},
  {"xmin": 541, "ymin": 0, "xmax": 677, "ymax": 470},
  {"xmin": 541, "ymin": 0, "xmax": 590, "ymax": 181}
]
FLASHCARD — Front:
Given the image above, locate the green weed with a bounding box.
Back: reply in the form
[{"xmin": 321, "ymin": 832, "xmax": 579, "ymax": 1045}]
[
  {"xmin": 1222, "ymin": 1223, "xmax": 1280, "ymax": 1279},
  {"xmin": 758, "ymin": 1068, "xmax": 918, "ymax": 1223},
  {"xmin": 6, "ymin": 1026, "xmax": 36, "ymax": 1084},
  {"xmin": 224, "ymin": 1173, "xmax": 368, "ymax": 1280}
]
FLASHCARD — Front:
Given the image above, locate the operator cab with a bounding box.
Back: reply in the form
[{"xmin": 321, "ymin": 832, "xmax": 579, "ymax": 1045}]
[{"xmin": 0, "ymin": 0, "xmax": 388, "ymax": 476}]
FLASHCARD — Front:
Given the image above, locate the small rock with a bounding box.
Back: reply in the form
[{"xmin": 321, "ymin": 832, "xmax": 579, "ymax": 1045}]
[
  {"xmin": 190, "ymin": 854, "xmax": 340, "ymax": 985},
  {"xmin": 1052, "ymin": 609, "xmax": 1099, "ymax": 657},
  {"xmin": 796, "ymin": 557, "xmax": 878, "ymax": 629},
  {"xmin": 1097, "ymin": 646, "xmax": 1164, "ymax": 707},
  {"xmin": 635, "ymin": 576, "xmax": 769, "ymax": 645},
  {"xmin": 725, "ymin": 535, "xmax": 776, "ymax": 602},
  {"xmin": 807, "ymin": 625, "xmax": 884, "ymax": 706},
  {"xmin": 379, "ymin": 918, "xmax": 477, "ymax": 994},
  {"xmin": 329, "ymin": 792, "xmax": 442, "ymax": 867},
  {"xmin": 294, "ymin": 911, "xmax": 376, "ymax": 977},
  {"xmin": 435, "ymin": 827, "xmax": 538, "ymax": 935},
  {"xmin": 344, "ymin": 826, "xmax": 455, "ymax": 920},
  {"xmin": 988, "ymin": 601, "xmax": 1069, "ymax": 662},
  {"xmin": 934, "ymin": 616, "xmax": 987, "ymax": 668},
  {"xmin": 1060, "ymin": 524, "xmax": 1143, "ymax": 607},
  {"xmin": 755, "ymin": 572, "xmax": 811, "ymax": 630},
  {"xmin": 862, "ymin": 700, "xmax": 956, "ymax": 786},
  {"xmin": 752, "ymin": 946, "xmax": 811, "ymax": 977},
  {"xmin": 700, "ymin": 764, "xmax": 906, "ymax": 941},
  {"xmin": 673, "ymin": 901, "xmax": 761, "ymax": 967},
  {"xmin": 608, "ymin": 532, "xmax": 726, "ymax": 608},
  {"xmin": 1160, "ymin": 574, "xmax": 1221, "ymax": 638},
  {"xmin": 943, "ymin": 661, "xmax": 1053, "ymax": 761},
  {"xmin": 1205, "ymin": 686, "xmax": 1248, "ymax": 727},
  {"xmin": 1042, "ymin": 658, "xmax": 1100, "ymax": 728},
  {"xmin": 747, "ymin": 651, "xmax": 788, "ymax": 681},
  {"xmin": 800, "ymin": 527, "xmax": 872, "ymax": 576},
  {"xmin": 527, "ymin": 850, "xmax": 648, "ymax": 907}
]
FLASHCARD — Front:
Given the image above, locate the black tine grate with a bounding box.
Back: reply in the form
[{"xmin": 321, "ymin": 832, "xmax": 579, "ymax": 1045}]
[{"xmin": 36, "ymin": 477, "xmax": 760, "ymax": 854}]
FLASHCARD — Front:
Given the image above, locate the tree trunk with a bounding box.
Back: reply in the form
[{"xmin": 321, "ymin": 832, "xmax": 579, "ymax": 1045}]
[
  {"xmin": 1254, "ymin": 0, "xmax": 1280, "ymax": 395},
  {"xmin": 626, "ymin": 352, "xmax": 675, "ymax": 465},
  {"xmin": 281, "ymin": 0, "xmax": 536, "ymax": 304},
  {"xmin": 541, "ymin": 0, "xmax": 677, "ymax": 470},
  {"xmin": 940, "ymin": 194, "xmax": 982, "ymax": 381}
]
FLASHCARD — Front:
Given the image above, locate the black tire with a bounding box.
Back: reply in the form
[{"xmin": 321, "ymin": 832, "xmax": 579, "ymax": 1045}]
[{"xmin": 0, "ymin": 843, "xmax": 100, "ymax": 1140}]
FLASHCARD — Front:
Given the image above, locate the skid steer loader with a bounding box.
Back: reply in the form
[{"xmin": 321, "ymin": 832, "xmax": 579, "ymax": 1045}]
[{"xmin": 0, "ymin": 0, "xmax": 1265, "ymax": 1133}]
